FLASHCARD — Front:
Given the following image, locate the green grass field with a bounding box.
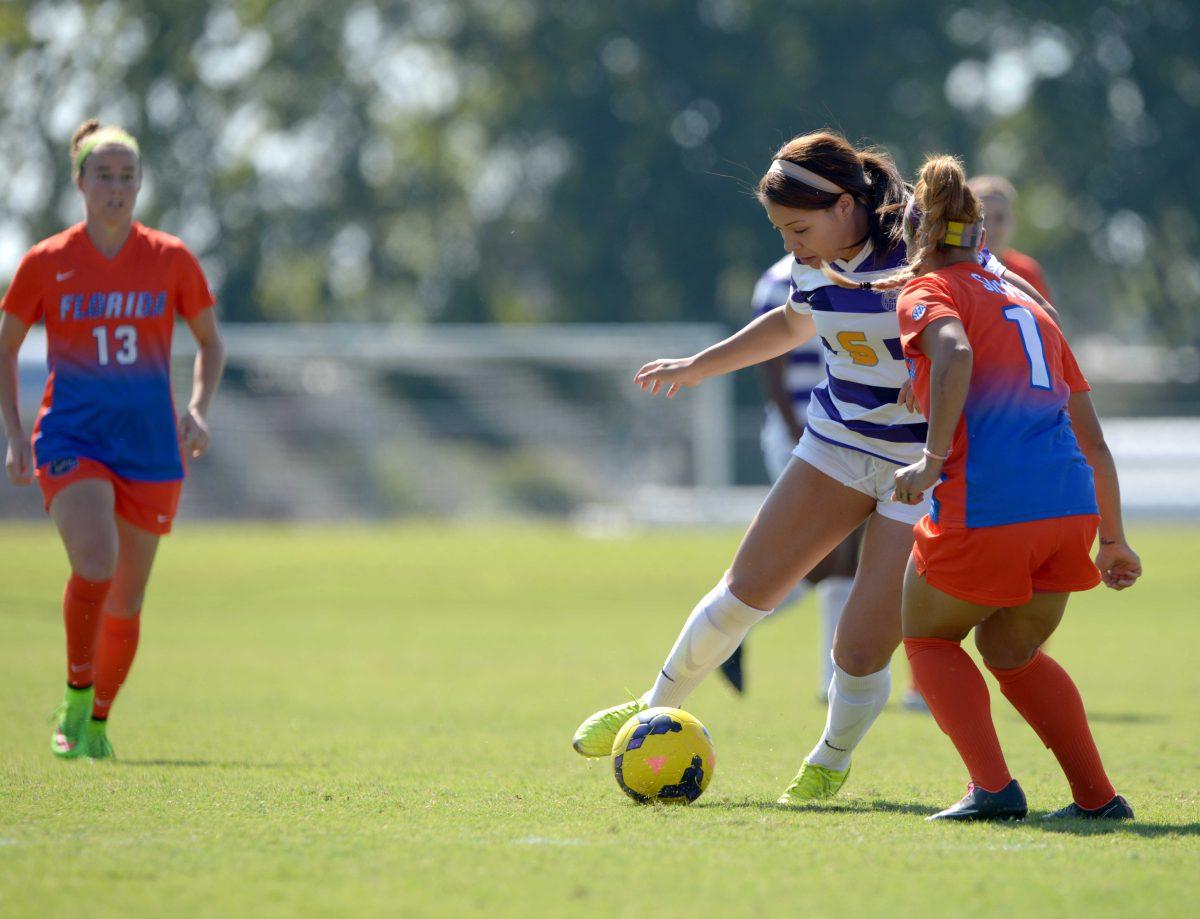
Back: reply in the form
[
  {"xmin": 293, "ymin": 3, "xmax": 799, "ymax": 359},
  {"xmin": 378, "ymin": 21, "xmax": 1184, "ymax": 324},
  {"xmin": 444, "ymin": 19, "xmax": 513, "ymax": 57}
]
[{"xmin": 1, "ymin": 523, "xmax": 1196, "ymax": 917}]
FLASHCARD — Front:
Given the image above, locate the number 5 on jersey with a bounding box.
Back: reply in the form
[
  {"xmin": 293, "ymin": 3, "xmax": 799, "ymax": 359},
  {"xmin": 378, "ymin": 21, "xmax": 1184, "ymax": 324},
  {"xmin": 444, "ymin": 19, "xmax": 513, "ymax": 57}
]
[
  {"xmin": 92, "ymin": 325, "xmax": 138, "ymax": 366},
  {"xmin": 835, "ymin": 331, "xmax": 879, "ymax": 366}
]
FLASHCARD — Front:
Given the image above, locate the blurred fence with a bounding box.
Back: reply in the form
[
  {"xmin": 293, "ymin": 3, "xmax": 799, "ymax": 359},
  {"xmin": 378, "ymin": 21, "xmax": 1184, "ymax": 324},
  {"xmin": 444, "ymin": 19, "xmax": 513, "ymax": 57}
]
[{"xmin": 3, "ymin": 324, "xmax": 1198, "ymax": 527}]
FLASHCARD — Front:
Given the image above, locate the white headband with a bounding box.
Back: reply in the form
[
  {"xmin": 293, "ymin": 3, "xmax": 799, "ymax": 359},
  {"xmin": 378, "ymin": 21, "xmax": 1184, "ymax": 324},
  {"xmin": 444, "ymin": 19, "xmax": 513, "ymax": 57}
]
[{"xmin": 768, "ymin": 159, "xmax": 846, "ymax": 195}]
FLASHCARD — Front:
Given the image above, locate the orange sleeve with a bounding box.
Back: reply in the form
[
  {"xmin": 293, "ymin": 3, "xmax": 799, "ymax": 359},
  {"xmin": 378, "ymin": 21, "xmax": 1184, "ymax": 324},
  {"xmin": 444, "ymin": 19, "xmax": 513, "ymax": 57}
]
[
  {"xmin": 1026, "ymin": 262, "xmax": 1051, "ymax": 302},
  {"xmin": 173, "ymin": 246, "xmax": 215, "ymax": 319},
  {"xmin": 1058, "ymin": 334, "xmax": 1090, "ymax": 393},
  {"xmin": 0, "ymin": 250, "xmax": 48, "ymax": 325},
  {"xmin": 897, "ymin": 275, "xmax": 961, "ymax": 358}
]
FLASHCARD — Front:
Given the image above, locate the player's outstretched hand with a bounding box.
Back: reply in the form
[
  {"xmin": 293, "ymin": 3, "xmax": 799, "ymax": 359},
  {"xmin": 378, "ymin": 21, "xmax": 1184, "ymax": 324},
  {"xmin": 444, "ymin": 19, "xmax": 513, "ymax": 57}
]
[
  {"xmin": 633, "ymin": 357, "xmax": 703, "ymax": 399},
  {"xmin": 1095, "ymin": 539, "xmax": 1142, "ymax": 590},
  {"xmin": 178, "ymin": 409, "xmax": 210, "ymax": 459},
  {"xmin": 891, "ymin": 455, "xmax": 941, "ymax": 505},
  {"xmin": 898, "ymin": 378, "xmax": 919, "ymax": 414},
  {"xmin": 5, "ymin": 438, "xmax": 32, "ymax": 486}
]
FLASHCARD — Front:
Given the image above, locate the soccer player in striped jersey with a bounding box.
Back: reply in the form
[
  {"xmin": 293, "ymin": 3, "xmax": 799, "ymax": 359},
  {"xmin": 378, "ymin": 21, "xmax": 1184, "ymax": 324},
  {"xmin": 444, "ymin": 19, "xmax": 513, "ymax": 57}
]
[
  {"xmin": 0, "ymin": 119, "xmax": 225, "ymax": 759},
  {"xmin": 572, "ymin": 131, "xmax": 1012, "ymax": 803},
  {"xmin": 888, "ymin": 156, "xmax": 1139, "ymax": 821},
  {"xmin": 717, "ymin": 254, "xmax": 861, "ymax": 700}
]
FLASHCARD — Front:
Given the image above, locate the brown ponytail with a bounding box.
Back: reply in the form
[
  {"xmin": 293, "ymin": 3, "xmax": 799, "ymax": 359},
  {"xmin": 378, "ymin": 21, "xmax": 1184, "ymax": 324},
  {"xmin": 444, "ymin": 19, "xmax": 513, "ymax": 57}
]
[
  {"xmin": 824, "ymin": 153, "xmax": 984, "ymax": 292},
  {"xmin": 906, "ymin": 154, "xmax": 982, "ymax": 274}
]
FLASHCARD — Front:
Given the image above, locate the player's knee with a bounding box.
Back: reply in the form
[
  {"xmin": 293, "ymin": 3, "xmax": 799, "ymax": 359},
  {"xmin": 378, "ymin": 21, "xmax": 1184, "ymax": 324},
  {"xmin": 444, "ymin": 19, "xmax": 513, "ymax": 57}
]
[
  {"xmin": 832, "ymin": 640, "xmax": 890, "ymax": 677},
  {"xmin": 71, "ymin": 552, "xmax": 116, "ymax": 583},
  {"xmin": 106, "ymin": 592, "xmax": 144, "ymax": 617},
  {"xmin": 974, "ymin": 629, "xmax": 1035, "ymax": 670},
  {"xmin": 724, "ymin": 573, "xmax": 779, "ymax": 613}
]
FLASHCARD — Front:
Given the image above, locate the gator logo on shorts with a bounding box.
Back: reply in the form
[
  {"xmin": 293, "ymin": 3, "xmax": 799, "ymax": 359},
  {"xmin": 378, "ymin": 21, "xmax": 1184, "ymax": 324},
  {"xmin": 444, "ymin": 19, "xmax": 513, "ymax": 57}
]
[{"xmin": 47, "ymin": 458, "xmax": 79, "ymax": 477}]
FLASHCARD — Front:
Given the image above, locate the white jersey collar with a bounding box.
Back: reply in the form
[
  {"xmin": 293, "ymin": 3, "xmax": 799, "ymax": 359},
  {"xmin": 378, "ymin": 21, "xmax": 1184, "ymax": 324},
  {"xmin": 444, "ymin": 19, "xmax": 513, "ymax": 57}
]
[{"xmin": 832, "ymin": 240, "xmax": 875, "ymax": 273}]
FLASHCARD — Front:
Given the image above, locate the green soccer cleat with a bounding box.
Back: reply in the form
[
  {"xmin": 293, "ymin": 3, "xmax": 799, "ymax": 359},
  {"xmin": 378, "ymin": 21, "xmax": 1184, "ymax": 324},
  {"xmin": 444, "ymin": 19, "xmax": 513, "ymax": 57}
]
[
  {"xmin": 83, "ymin": 718, "xmax": 115, "ymax": 760},
  {"xmin": 50, "ymin": 685, "xmax": 94, "ymax": 759},
  {"xmin": 572, "ymin": 697, "xmax": 647, "ymax": 757},
  {"xmin": 776, "ymin": 760, "xmax": 851, "ymax": 806}
]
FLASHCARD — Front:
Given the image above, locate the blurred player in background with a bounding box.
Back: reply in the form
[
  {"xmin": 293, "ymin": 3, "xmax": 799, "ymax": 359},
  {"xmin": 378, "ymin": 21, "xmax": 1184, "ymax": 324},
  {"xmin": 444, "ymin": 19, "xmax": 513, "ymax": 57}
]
[
  {"xmin": 889, "ymin": 155, "xmax": 1139, "ymax": 821},
  {"xmin": 717, "ymin": 254, "xmax": 859, "ymax": 702},
  {"xmin": 968, "ymin": 175, "xmax": 1052, "ymax": 301},
  {"xmin": 0, "ymin": 119, "xmax": 225, "ymax": 759}
]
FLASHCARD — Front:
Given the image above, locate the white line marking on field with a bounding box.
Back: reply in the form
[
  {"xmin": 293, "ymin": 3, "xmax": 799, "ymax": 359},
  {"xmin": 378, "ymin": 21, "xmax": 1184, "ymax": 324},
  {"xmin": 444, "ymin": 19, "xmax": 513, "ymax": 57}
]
[{"xmin": 515, "ymin": 836, "xmax": 587, "ymax": 846}]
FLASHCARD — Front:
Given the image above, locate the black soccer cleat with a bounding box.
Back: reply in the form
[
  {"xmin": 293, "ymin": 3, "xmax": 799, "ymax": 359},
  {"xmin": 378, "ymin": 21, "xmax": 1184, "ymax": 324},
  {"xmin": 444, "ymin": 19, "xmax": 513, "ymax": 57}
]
[
  {"xmin": 927, "ymin": 779, "xmax": 1028, "ymax": 822},
  {"xmin": 1042, "ymin": 795, "xmax": 1134, "ymax": 821},
  {"xmin": 717, "ymin": 644, "xmax": 745, "ymax": 694}
]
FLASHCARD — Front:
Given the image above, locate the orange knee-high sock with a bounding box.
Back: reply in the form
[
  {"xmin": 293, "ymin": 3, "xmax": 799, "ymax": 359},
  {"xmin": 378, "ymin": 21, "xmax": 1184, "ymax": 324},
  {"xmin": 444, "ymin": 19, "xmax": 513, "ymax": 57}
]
[
  {"xmin": 63, "ymin": 574, "xmax": 112, "ymax": 688},
  {"xmin": 987, "ymin": 651, "xmax": 1117, "ymax": 810},
  {"xmin": 904, "ymin": 637, "xmax": 1012, "ymax": 793},
  {"xmin": 92, "ymin": 614, "xmax": 141, "ymax": 720}
]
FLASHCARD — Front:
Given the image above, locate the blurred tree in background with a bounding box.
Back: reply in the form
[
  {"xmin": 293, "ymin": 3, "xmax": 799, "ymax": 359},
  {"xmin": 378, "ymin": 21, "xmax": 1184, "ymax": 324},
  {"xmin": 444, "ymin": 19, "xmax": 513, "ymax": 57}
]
[{"xmin": 0, "ymin": 0, "xmax": 1196, "ymax": 343}]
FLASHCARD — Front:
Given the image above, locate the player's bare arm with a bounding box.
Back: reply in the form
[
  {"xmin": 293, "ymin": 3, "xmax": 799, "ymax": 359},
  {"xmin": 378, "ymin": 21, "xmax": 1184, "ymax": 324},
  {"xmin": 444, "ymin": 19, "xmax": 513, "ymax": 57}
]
[
  {"xmin": 893, "ymin": 316, "xmax": 971, "ymax": 504},
  {"xmin": 0, "ymin": 313, "xmax": 32, "ymax": 485},
  {"xmin": 179, "ymin": 308, "xmax": 226, "ymax": 459},
  {"xmin": 1067, "ymin": 389, "xmax": 1142, "ymax": 590},
  {"xmin": 635, "ymin": 306, "xmax": 815, "ymax": 398}
]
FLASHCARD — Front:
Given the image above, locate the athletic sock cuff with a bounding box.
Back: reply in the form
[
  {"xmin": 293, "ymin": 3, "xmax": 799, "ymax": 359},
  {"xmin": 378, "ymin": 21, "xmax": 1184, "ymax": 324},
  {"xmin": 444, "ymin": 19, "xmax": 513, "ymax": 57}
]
[
  {"xmin": 985, "ymin": 650, "xmax": 1046, "ymax": 683},
  {"xmin": 100, "ymin": 613, "xmax": 141, "ymax": 637},
  {"xmin": 832, "ymin": 659, "xmax": 891, "ymax": 696},
  {"xmin": 902, "ymin": 636, "xmax": 959, "ymax": 659},
  {"xmin": 708, "ymin": 578, "xmax": 773, "ymax": 631},
  {"xmin": 67, "ymin": 574, "xmax": 112, "ymax": 602}
]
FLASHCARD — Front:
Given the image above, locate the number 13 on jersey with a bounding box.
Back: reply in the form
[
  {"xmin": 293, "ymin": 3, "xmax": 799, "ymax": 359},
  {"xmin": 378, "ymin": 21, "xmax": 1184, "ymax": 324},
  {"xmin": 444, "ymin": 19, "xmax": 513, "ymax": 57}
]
[{"xmin": 92, "ymin": 325, "xmax": 138, "ymax": 366}]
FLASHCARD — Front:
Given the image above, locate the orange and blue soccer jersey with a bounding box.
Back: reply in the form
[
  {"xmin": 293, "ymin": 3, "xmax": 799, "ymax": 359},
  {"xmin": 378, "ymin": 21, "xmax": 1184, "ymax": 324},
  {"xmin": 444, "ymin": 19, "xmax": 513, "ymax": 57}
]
[
  {"xmin": 897, "ymin": 261, "xmax": 1097, "ymax": 529},
  {"xmin": 1, "ymin": 222, "xmax": 214, "ymax": 481}
]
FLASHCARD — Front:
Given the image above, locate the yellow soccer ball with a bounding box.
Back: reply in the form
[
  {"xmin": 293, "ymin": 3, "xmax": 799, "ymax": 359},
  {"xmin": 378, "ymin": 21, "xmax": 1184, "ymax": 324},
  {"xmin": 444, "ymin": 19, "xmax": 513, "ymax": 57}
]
[{"xmin": 611, "ymin": 707, "xmax": 715, "ymax": 804}]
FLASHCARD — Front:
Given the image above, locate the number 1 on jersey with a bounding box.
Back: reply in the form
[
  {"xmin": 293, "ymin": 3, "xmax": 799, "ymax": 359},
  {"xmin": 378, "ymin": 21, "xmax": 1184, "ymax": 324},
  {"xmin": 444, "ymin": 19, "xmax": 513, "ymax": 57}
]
[
  {"xmin": 1002, "ymin": 305, "xmax": 1051, "ymax": 390},
  {"xmin": 92, "ymin": 325, "xmax": 139, "ymax": 366}
]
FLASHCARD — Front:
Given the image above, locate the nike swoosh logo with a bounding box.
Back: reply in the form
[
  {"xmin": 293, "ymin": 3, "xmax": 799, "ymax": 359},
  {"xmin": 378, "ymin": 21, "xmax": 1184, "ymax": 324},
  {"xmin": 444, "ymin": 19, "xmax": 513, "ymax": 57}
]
[
  {"xmin": 69, "ymin": 662, "xmax": 90, "ymax": 673},
  {"xmin": 156, "ymin": 514, "xmax": 170, "ymax": 523},
  {"xmin": 824, "ymin": 739, "xmax": 848, "ymax": 752},
  {"xmin": 56, "ymin": 271, "xmax": 75, "ymax": 282}
]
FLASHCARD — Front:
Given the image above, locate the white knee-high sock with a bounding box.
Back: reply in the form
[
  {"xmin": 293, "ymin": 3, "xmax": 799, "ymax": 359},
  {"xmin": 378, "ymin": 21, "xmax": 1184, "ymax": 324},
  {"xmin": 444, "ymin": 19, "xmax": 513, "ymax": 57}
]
[
  {"xmin": 645, "ymin": 577, "xmax": 772, "ymax": 709},
  {"xmin": 816, "ymin": 577, "xmax": 853, "ymax": 695},
  {"xmin": 806, "ymin": 659, "xmax": 891, "ymax": 772}
]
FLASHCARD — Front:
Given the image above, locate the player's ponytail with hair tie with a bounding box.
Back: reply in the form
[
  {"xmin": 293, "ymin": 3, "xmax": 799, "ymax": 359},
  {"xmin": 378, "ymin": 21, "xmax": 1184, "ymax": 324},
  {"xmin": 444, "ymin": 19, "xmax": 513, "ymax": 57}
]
[{"xmin": 824, "ymin": 154, "xmax": 984, "ymax": 292}]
